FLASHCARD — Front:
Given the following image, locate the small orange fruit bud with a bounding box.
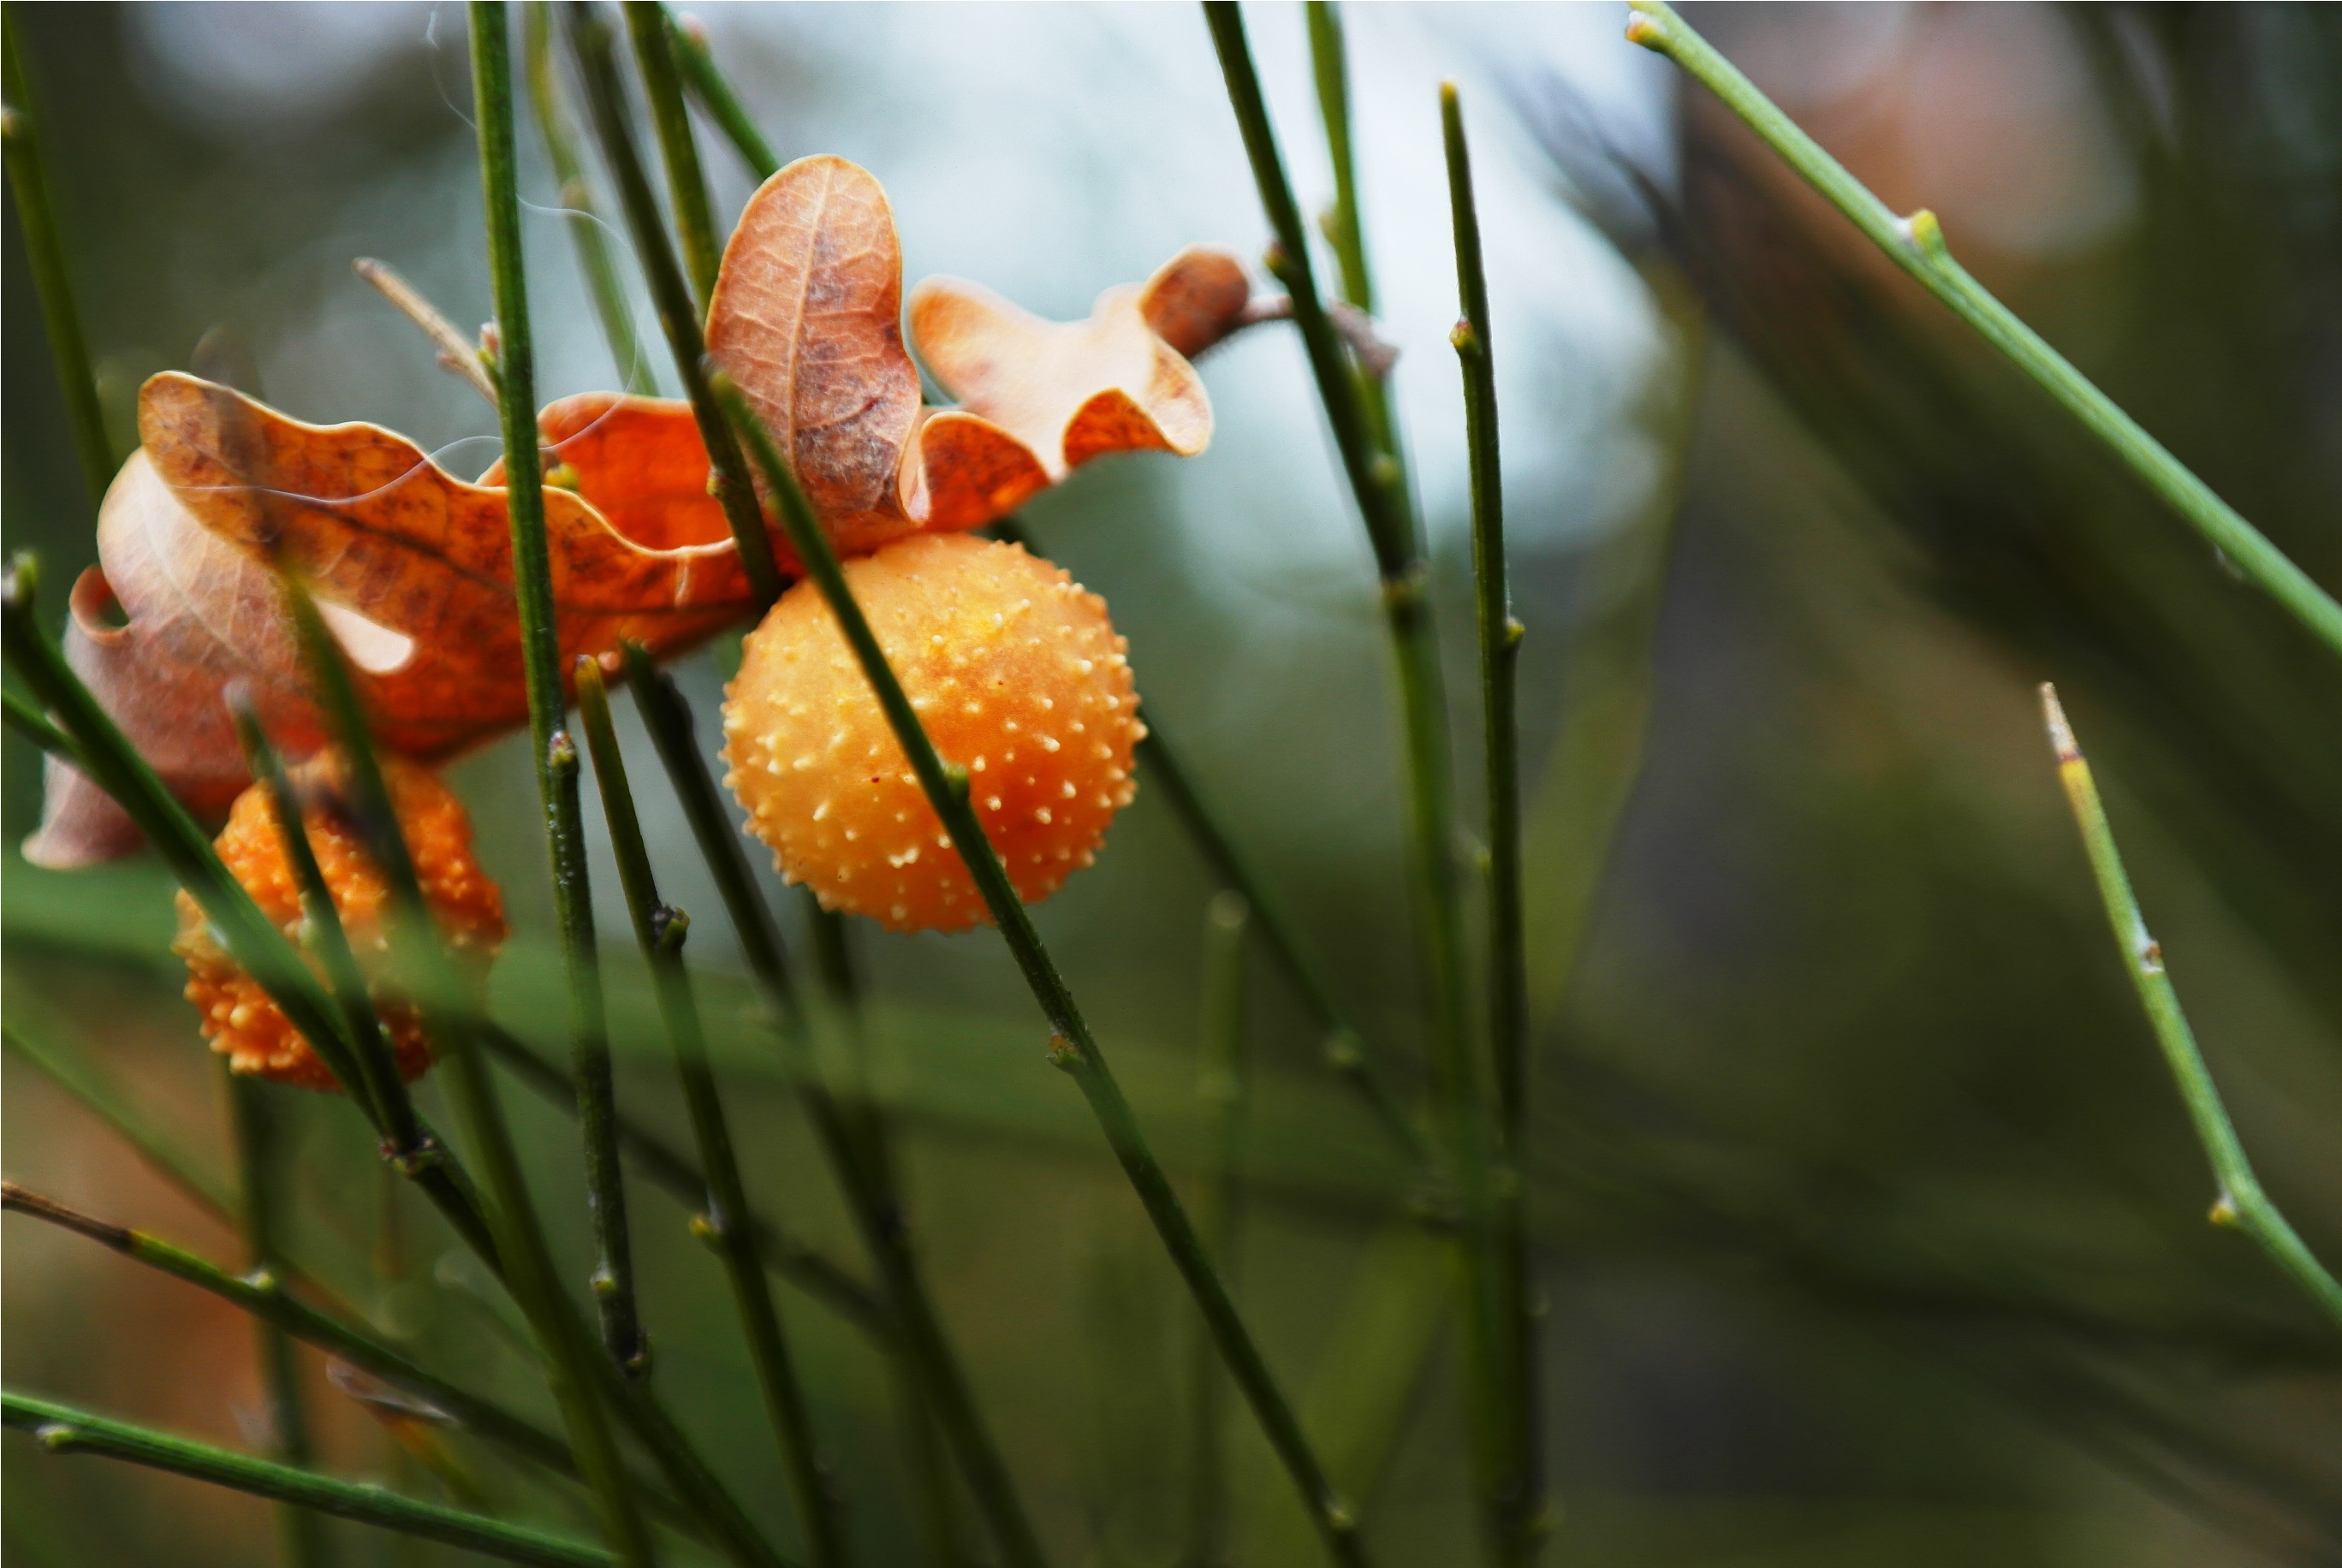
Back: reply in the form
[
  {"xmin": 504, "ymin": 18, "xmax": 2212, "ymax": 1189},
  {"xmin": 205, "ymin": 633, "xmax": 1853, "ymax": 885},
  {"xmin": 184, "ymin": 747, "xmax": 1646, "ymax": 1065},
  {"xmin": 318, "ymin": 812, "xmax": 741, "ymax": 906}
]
[
  {"xmin": 722, "ymin": 532, "xmax": 1144, "ymax": 933},
  {"xmin": 174, "ymin": 752, "xmax": 507, "ymax": 1090}
]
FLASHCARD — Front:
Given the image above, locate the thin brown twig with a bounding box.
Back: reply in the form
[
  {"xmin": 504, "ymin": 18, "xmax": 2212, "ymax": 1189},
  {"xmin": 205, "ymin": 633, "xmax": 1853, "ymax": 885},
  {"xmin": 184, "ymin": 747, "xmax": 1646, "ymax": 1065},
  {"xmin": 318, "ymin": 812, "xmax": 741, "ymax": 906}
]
[{"xmin": 354, "ymin": 258, "xmax": 501, "ymax": 407}]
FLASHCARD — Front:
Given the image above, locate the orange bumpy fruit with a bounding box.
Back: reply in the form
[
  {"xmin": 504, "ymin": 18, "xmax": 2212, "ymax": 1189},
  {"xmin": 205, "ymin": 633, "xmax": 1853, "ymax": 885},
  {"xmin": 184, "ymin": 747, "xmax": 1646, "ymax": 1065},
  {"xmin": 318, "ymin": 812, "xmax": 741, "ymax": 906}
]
[
  {"xmin": 722, "ymin": 532, "xmax": 1144, "ymax": 933},
  {"xmin": 175, "ymin": 752, "xmax": 506, "ymax": 1090}
]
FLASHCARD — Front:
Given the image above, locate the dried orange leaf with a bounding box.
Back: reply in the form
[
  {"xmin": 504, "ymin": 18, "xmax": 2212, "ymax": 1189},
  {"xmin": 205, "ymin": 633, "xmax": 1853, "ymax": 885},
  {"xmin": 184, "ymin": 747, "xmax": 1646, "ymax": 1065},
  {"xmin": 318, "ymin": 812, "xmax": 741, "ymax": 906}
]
[
  {"xmin": 706, "ymin": 154, "xmax": 924, "ymax": 557},
  {"xmin": 902, "ymin": 246, "xmax": 1245, "ymax": 527},
  {"xmin": 27, "ymin": 375, "xmax": 767, "ymax": 867},
  {"xmin": 139, "ymin": 371, "xmax": 754, "ymax": 752}
]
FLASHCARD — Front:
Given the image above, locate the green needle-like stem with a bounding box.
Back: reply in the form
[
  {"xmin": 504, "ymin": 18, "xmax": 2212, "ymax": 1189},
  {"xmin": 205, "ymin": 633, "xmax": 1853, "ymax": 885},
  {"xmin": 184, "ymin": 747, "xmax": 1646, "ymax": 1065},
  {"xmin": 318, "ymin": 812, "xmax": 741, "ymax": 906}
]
[
  {"xmin": 576, "ymin": 658, "xmax": 853, "ymax": 1568},
  {"xmin": 2040, "ymin": 686, "xmax": 2342, "ymax": 1333},
  {"xmin": 714, "ymin": 371, "xmax": 1369, "ymax": 1568},
  {"xmin": 1184, "ymin": 892, "xmax": 1248, "ymax": 1568},
  {"xmin": 1625, "ymin": 0, "xmax": 2342, "ymax": 662},
  {"xmin": 475, "ymin": 0, "xmax": 646, "ymax": 1380},
  {"xmin": 1, "ymin": 558, "xmax": 499, "ymax": 1269},
  {"xmin": 621, "ymin": 2, "xmax": 720, "ymax": 315},
  {"xmin": 1206, "ymin": 1, "xmax": 1475, "ymax": 1176},
  {"xmin": 0, "ymin": 1182, "xmax": 697, "ymax": 1519},
  {"xmin": 1, "ymin": 7, "xmax": 114, "ymax": 509},
  {"xmin": 288, "ymin": 665, "xmax": 787, "ymax": 1568},
  {"xmin": 468, "ymin": 9, "xmax": 660, "ymax": 1559},
  {"xmin": 1443, "ymin": 83, "xmax": 1546, "ymax": 1564},
  {"xmin": 3, "ymin": 683, "xmax": 70, "ymax": 754},
  {"xmin": 478, "ymin": 1020, "xmax": 889, "ymax": 1333},
  {"xmin": 224, "ymin": 1078, "xmax": 333, "ymax": 1568},
  {"xmin": 660, "ymin": 4, "xmax": 778, "ymax": 180},
  {"xmin": 2, "ymin": 563, "xmax": 358, "ymax": 1093},
  {"xmin": 1208, "ymin": 14, "xmax": 1509, "ymax": 1559},
  {"xmin": 565, "ymin": 1, "xmax": 782, "ymax": 611},
  {"xmin": 621, "ymin": 642, "xmax": 1050, "ymax": 1568},
  {"xmin": 1204, "ymin": 3, "xmax": 1405, "ymax": 577},
  {"xmin": 989, "ymin": 515, "xmax": 1427, "ymax": 1165},
  {"xmin": 2, "ymin": 1392, "xmax": 620, "ymax": 1568},
  {"xmin": 799, "ymin": 897, "xmax": 968, "ymax": 1565},
  {"xmin": 1305, "ymin": 3, "xmax": 1368, "ymax": 314},
  {"xmin": 1142, "ymin": 725, "xmax": 1426, "ymax": 1160},
  {"xmin": 231, "ymin": 685, "xmax": 414, "ymax": 1148},
  {"xmin": 1441, "ymin": 83, "xmax": 1523, "ymax": 1155},
  {"xmin": 524, "ymin": 3, "xmax": 653, "ymax": 394}
]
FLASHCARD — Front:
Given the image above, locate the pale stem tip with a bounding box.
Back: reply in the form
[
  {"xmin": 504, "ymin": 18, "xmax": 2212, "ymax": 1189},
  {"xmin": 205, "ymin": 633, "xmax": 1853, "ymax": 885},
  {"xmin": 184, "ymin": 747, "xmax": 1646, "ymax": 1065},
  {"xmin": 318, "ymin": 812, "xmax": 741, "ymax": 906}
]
[
  {"xmin": 3, "ymin": 552, "xmax": 38, "ymax": 609},
  {"xmin": 1625, "ymin": 11, "xmax": 1667, "ymax": 50},
  {"xmin": 2038, "ymin": 682, "xmax": 2080, "ymax": 763}
]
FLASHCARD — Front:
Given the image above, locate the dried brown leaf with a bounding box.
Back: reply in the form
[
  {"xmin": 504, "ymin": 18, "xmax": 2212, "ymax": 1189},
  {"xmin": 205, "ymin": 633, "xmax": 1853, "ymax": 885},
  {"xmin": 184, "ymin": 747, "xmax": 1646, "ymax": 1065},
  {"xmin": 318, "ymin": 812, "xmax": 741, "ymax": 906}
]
[
  {"xmin": 706, "ymin": 154, "xmax": 924, "ymax": 557},
  {"xmin": 26, "ymin": 375, "xmax": 758, "ymax": 865}
]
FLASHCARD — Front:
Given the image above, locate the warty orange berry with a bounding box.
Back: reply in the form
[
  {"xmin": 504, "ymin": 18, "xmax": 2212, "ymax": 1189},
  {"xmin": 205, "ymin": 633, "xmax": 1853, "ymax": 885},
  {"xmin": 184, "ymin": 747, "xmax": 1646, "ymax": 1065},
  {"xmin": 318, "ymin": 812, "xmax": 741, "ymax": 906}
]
[
  {"xmin": 174, "ymin": 751, "xmax": 507, "ymax": 1091},
  {"xmin": 722, "ymin": 532, "xmax": 1144, "ymax": 933}
]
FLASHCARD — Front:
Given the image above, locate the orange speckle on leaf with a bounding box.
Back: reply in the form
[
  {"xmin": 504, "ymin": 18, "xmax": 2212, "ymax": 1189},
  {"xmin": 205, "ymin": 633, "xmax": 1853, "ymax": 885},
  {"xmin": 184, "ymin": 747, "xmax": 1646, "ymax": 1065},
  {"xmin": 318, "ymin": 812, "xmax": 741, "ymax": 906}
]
[
  {"xmin": 722, "ymin": 533, "xmax": 1142, "ymax": 934},
  {"xmin": 174, "ymin": 753, "xmax": 506, "ymax": 1091}
]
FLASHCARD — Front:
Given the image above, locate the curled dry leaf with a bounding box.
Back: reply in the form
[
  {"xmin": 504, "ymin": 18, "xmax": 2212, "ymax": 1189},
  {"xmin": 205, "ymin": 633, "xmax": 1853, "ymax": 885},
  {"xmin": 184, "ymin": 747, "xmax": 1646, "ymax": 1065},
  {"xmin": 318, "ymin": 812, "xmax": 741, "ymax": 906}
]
[
  {"xmin": 901, "ymin": 244, "xmax": 1251, "ymax": 527},
  {"xmin": 707, "ymin": 154, "xmax": 1249, "ymax": 538},
  {"xmin": 23, "ymin": 451, "xmax": 327, "ymax": 869},
  {"xmin": 25, "ymin": 373, "xmax": 758, "ymax": 866}
]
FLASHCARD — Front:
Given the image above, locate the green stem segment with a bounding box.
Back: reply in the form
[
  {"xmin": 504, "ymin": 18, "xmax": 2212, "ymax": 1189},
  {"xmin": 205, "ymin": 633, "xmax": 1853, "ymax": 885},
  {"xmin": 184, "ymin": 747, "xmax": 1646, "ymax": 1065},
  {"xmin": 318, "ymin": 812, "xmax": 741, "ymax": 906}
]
[
  {"xmin": 525, "ymin": 3, "xmax": 653, "ymax": 394},
  {"xmin": 0, "ymin": 1182, "xmax": 632, "ymax": 1506},
  {"xmin": 1, "ymin": 7, "xmax": 115, "ymax": 509},
  {"xmin": 1625, "ymin": 0, "xmax": 2342, "ymax": 662},
  {"xmin": 231, "ymin": 684, "xmax": 415, "ymax": 1148},
  {"xmin": 467, "ymin": 9, "xmax": 660, "ymax": 1560},
  {"xmin": 224, "ymin": 1078, "xmax": 333, "ymax": 1568},
  {"xmin": 1443, "ymin": 83, "xmax": 1546, "ymax": 1564},
  {"xmin": 479, "ymin": 1020, "xmax": 889, "ymax": 1333},
  {"xmin": 713, "ymin": 371, "xmax": 1369, "ymax": 1568},
  {"xmin": 9, "ymin": 578, "xmax": 750, "ymax": 1559},
  {"xmin": 473, "ymin": 0, "xmax": 645, "ymax": 1379},
  {"xmin": 990, "ymin": 516, "xmax": 1425, "ymax": 1165},
  {"xmin": 1204, "ymin": 3, "xmax": 1405, "ymax": 576},
  {"xmin": 575, "ymin": 658, "xmax": 852, "ymax": 1568},
  {"xmin": 1185, "ymin": 892, "xmax": 1249, "ymax": 1568},
  {"xmin": 2, "ymin": 566, "xmax": 354, "ymax": 1094},
  {"xmin": 1141, "ymin": 725, "xmax": 1425, "ymax": 1160},
  {"xmin": 1305, "ymin": 3, "xmax": 1368, "ymax": 314},
  {"xmin": 564, "ymin": 2, "xmax": 782, "ymax": 610},
  {"xmin": 622, "ymin": 643, "xmax": 1050, "ymax": 1568},
  {"xmin": 2, "ymin": 1392, "xmax": 617, "ymax": 1568},
  {"xmin": 3, "ymin": 684, "xmax": 70, "ymax": 753},
  {"xmin": 621, "ymin": 2, "xmax": 720, "ymax": 314},
  {"xmin": 1208, "ymin": 0, "xmax": 1473, "ymax": 1175},
  {"xmin": 1, "ymin": 560, "xmax": 497, "ymax": 1268},
  {"xmin": 661, "ymin": 5, "xmax": 778, "ymax": 180},
  {"xmin": 799, "ymin": 922, "xmax": 968, "ymax": 1568},
  {"xmin": 2040, "ymin": 686, "xmax": 2342, "ymax": 1333},
  {"xmin": 660, "ymin": 5, "xmax": 777, "ymax": 177},
  {"xmin": 1209, "ymin": 14, "xmax": 1511, "ymax": 1560}
]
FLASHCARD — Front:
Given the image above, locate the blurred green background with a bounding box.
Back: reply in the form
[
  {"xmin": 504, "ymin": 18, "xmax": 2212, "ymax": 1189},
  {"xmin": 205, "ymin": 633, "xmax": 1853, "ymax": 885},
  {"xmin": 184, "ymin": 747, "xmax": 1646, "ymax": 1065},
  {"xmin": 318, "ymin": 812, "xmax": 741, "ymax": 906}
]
[{"xmin": 5, "ymin": 3, "xmax": 2339, "ymax": 1565}]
